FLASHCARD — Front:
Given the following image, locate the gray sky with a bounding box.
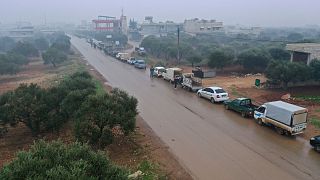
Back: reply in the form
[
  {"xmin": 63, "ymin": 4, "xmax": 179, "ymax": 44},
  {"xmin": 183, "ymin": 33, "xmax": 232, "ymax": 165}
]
[{"xmin": 1, "ymin": 0, "xmax": 320, "ymax": 27}]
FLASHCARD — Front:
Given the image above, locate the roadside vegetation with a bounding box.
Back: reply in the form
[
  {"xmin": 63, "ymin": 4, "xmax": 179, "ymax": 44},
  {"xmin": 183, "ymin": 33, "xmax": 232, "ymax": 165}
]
[
  {"xmin": 0, "ymin": 140, "xmax": 128, "ymax": 179},
  {"xmin": 141, "ymin": 30, "xmax": 320, "ymax": 89},
  {"xmin": 0, "ymin": 32, "xmax": 71, "ymax": 75}
]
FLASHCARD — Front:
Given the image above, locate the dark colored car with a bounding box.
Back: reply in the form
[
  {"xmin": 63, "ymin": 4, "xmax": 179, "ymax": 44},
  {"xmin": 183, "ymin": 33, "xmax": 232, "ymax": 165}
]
[
  {"xmin": 310, "ymin": 135, "xmax": 320, "ymax": 152},
  {"xmin": 224, "ymin": 98, "xmax": 258, "ymax": 118}
]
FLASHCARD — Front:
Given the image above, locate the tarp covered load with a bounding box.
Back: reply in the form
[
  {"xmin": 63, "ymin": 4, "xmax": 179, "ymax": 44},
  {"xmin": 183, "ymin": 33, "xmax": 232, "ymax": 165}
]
[{"xmin": 265, "ymin": 101, "xmax": 307, "ymax": 126}]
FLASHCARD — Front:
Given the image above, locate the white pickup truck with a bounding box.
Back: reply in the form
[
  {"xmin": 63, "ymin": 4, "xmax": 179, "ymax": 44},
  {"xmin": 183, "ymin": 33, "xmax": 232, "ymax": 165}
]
[{"xmin": 254, "ymin": 101, "xmax": 308, "ymax": 136}]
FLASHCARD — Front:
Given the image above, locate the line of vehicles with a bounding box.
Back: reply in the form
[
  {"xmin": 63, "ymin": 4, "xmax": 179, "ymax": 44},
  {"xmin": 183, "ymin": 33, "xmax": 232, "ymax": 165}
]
[
  {"xmin": 86, "ymin": 38, "xmax": 319, "ymax": 153},
  {"xmin": 151, "ymin": 66, "xmax": 318, "ymax": 152}
]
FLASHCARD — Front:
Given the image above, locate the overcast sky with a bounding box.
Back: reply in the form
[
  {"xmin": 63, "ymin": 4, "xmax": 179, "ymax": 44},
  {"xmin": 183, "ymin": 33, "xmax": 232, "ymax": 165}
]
[{"xmin": 0, "ymin": 0, "xmax": 319, "ymax": 27}]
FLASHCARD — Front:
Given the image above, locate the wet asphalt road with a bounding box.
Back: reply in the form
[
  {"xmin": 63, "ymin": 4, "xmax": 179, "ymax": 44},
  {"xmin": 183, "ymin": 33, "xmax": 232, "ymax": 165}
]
[{"xmin": 71, "ymin": 36, "xmax": 320, "ymax": 180}]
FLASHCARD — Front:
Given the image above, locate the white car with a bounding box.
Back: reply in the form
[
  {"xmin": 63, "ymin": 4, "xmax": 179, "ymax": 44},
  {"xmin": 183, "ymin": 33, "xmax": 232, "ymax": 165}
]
[
  {"xmin": 197, "ymin": 87, "xmax": 229, "ymax": 103},
  {"xmin": 153, "ymin": 67, "xmax": 165, "ymax": 77}
]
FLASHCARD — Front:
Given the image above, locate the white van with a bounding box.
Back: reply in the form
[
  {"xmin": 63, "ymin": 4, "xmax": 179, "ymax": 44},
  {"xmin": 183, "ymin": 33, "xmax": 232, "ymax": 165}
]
[{"xmin": 163, "ymin": 68, "xmax": 182, "ymax": 82}]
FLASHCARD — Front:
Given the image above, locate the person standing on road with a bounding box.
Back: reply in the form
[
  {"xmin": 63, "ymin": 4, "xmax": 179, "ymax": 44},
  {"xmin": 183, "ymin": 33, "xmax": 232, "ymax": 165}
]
[
  {"xmin": 150, "ymin": 66, "xmax": 154, "ymax": 79},
  {"xmin": 174, "ymin": 75, "xmax": 179, "ymax": 89}
]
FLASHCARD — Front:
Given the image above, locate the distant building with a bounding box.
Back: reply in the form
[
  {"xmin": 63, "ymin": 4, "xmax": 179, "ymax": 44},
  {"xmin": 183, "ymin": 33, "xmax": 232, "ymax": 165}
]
[
  {"xmin": 286, "ymin": 43, "xmax": 320, "ymax": 65},
  {"xmin": 225, "ymin": 26, "xmax": 262, "ymax": 37},
  {"xmin": 184, "ymin": 18, "xmax": 223, "ymax": 34},
  {"xmin": 140, "ymin": 16, "xmax": 182, "ymax": 37},
  {"xmin": 92, "ymin": 15, "xmax": 128, "ymax": 35},
  {"xmin": 8, "ymin": 25, "xmax": 34, "ymax": 40}
]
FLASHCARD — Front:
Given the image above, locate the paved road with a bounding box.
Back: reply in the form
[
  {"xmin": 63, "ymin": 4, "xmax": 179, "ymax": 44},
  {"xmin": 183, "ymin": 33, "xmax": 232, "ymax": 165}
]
[{"xmin": 71, "ymin": 36, "xmax": 320, "ymax": 180}]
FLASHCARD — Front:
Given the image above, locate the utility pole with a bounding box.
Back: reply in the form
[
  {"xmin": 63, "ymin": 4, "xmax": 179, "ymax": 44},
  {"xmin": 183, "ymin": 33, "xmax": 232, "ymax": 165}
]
[{"xmin": 177, "ymin": 26, "xmax": 180, "ymax": 64}]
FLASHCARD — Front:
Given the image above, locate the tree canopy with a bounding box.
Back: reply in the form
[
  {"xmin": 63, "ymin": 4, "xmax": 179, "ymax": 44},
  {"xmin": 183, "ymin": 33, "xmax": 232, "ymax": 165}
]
[
  {"xmin": 238, "ymin": 48, "xmax": 271, "ymax": 72},
  {"xmin": 0, "ymin": 71, "xmax": 97, "ymax": 136},
  {"xmin": 75, "ymin": 88, "xmax": 138, "ymax": 148},
  {"xmin": 11, "ymin": 41, "xmax": 38, "ymax": 57},
  {"xmin": 208, "ymin": 50, "xmax": 234, "ymax": 69},
  {"xmin": 0, "ymin": 140, "xmax": 128, "ymax": 180},
  {"xmin": 42, "ymin": 47, "xmax": 67, "ymax": 67}
]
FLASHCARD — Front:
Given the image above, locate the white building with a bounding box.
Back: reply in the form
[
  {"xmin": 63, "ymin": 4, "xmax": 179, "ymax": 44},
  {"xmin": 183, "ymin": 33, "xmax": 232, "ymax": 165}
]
[
  {"xmin": 140, "ymin": 17, "xmax": 181, "ymax": 37},
  {"xmin": 184, "ymin": 18, "xmax": 223, "ymax": 34}
]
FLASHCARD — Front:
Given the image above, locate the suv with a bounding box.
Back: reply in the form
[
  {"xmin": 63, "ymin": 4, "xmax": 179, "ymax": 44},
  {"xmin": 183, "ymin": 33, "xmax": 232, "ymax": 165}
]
[{"xmin": 310, "ymin": 135, "xmax": 320, "ymax": 152}]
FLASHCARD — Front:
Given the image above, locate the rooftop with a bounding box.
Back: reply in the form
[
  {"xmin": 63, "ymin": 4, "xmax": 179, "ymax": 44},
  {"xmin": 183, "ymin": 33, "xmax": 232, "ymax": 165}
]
[{"xmin": 286, "ymin": 43, "xmax": 320, "ymax": 53}]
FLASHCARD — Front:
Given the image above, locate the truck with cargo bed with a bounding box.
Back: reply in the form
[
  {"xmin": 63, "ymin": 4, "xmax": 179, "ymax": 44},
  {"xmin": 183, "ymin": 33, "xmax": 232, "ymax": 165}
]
[
  {"xmin": 181, "ymin": 73, "xmax": 202, "ymax": 92},
  {"xmin": 224, "ymin": 98, "xmax": 258, "ymax": 118},
  {"xmin": 254, "ymin": 101, "xmax": 308, "ymax": 136}
]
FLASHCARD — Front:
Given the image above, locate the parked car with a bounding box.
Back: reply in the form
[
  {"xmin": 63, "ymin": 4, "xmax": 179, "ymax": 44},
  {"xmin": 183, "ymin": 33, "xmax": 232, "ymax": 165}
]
[
  {"xmin": 134, "ymin": 60, "xmax": 146, "ymax": 69},
  {"xmin": 254, "ymin": 101, "xmax": 308, "ymax": 136},
  {"xmin": 197, "ymin": 87, "xmax": 229, "ymax": 103},
  {"xmin": 310, "ymin": 135, "xmax": 320, "ymax": 152},
  {"xmin": 224, "ymin": 98, "xmax": 258, "ymax": 117},
  {"xmin": 153, "ymin": 67, "xmax": 165, "ymax": 77}
]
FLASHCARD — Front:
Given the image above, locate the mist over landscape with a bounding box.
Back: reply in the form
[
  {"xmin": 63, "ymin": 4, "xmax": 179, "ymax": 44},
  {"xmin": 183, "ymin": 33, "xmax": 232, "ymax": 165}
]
[
  {"xmin": 0, "ymin": 1, "xmax": 320, "ymax": 180},
  {"xmin": 1, "ymin": 0, "xmax": 320, "ymax": 26}
]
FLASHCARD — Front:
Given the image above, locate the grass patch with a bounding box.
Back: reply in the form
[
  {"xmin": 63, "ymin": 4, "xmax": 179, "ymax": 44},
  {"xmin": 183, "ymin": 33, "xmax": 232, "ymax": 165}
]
[
  {"xmin": 94, "ymin": 79, "xmax": 105, "ymax": 95},
  {"xmin": 310, "ymin": 117, "xmax": 320, "ymax": 129},
  {"xmin": 295, "ymin": 95, "xmax": 320, "ymax": 103},
  {"xmin": 137, "ymin": 160, "xmax": 167, "ymax": 180},
  {"xmin": 231, "ymin": 86, "xmax": 241, "ymax": 96}
]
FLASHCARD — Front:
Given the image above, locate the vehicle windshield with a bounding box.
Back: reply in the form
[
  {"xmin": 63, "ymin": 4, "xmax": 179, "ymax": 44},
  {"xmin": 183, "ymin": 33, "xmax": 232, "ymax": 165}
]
[{"xmin": 215, "ymin": 89, "xmax": 226, "ymax": 93}]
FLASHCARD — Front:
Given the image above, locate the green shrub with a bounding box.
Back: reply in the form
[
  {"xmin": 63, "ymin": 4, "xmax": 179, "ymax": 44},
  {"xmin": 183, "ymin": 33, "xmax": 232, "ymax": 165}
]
[{"xmin": 0, "ymin": 140, "xmax": 128, "ymax": 179}]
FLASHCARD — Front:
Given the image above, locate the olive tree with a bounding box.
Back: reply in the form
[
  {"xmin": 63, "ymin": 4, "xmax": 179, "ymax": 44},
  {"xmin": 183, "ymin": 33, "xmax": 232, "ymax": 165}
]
[
  {"xmin": 74, "ymin": 88, "xmax": 138, "ymax": 148},
  {"xmin": 0, "ymin": 140, "xmax": 128, "ymax": 179},
  {"xmin": 208, "ymin": 50, "xmax": 234, "ymax": 69}
]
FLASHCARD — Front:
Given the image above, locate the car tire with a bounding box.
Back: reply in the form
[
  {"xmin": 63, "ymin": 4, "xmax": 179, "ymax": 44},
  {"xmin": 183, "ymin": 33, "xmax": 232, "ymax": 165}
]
[
  {"xmin": 211, "ymin": 98, "xmax": 216, "ymax": 104},
  {"xmin": 315, "ymin": 145, "xmax": 320, "ymax": 152},
  {"xmin": 225, "ymin": 105, "xmax": 229, "ymax": 110},
  {"xmin": 241, "ymin": 111, "xmax": 246, "ymax": 118},
  {"xmin": 197, "ymin": 92, "xmax": 202, "ymax": 98},
  {"xmin": 257, "ymin": 118, "xmax": 263, "ymax": 126},
  {"xmin": 276, "ymin": 127, "xmax": 284, "ymax": 135}
]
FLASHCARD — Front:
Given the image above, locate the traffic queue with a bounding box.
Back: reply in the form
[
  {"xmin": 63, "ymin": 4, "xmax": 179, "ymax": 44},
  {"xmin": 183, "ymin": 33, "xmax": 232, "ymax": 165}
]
[{"xmin": 87, "ymin": 39, "xmax": 319, "ymax": 153}]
